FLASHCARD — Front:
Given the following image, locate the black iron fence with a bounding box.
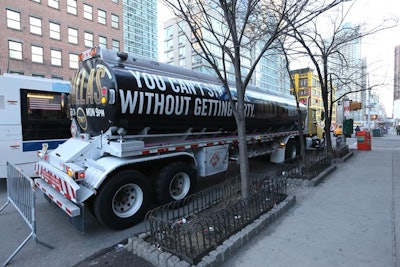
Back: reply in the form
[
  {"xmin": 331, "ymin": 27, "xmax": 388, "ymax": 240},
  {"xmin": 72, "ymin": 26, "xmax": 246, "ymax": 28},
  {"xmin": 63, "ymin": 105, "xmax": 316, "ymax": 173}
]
[
  {"xmin": 282, "ymin": 150, "xmax": 332, "ymax": 180},
  {"xmin": 145, "ymin": 173, "xmax": 287, "ymax": 265},
  {"xmin": 332, "ymin": 144, "xmax": 350, "ymax": 158}
]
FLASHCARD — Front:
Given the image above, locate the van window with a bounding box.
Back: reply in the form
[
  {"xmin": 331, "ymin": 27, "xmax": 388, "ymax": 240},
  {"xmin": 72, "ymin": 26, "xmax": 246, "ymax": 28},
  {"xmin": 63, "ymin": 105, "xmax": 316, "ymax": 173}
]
[{"xmin": 20, "ymin": 89, "xmax": 71, "ymax": 141}]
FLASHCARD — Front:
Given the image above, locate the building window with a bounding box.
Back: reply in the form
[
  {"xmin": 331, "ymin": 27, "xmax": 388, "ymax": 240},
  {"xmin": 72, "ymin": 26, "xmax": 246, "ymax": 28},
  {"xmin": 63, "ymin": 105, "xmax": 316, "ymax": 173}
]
[
  {"xmin": 166, "ymin": 50, "xmax": 173, "ymax": 61},
  {"xmin": 178, "ymin": 46, "xmax": 185, "ymax": 57},
  {"xmin": 84, "ymin": 32, "xmax": 94, "ymax": 47},
  {"xmin": 112, "ymin": 39, "xmax": 120, "ymax": 51},
  {"xmin": 31, "ymin": 45, "xmax": 44, "ymax": 63},
  {"xmin": 69, "ymin": 53, "xmax": 79, "ymax": 69},
  {"xmin": 32, "ymin": 73, "xmax": 45, "ymax": 77},
  {"xmin": 9, "ymin": 41, "xmax": 23, "ymax": 60},
  {"xmin": 165, "ymin": 26, "xmax": 173, "ymax": 38},
  {"xmin": 165, "ymin": 39, "xmax": 173, "ymax": 50},
  {"xmin": 67, "ymin": 0, "xmax": 77, "ymax": 15},
  {"xmin": 178, "ymin": 21, "xmax": 186, "ymax": 32},
  {"xmin": 83, "ymin": 4, "xmax": 93, "ymax": 20},
  {"xmin": 299, "ymin": 78, "xmax": 308, "ymax": 87},
  {"xmin": 179, "ymin": 58, "xmax": 186, "ymax": 68},
  {"xmin": 111, "ymin": 14, "xmax": 119, "ymax": 29},
  {"xmin": 98, "ymin": 9, "xmax": 106, "ymax": 25},
  {"xmin": 32, "ymin": 0, "xmax": 41, "ymax": 3},
  {"xmin": 49, "ymin": 22, "xmax": 61, "ymax": 40},
  {"xmin": 99, "ymin": 36, "xmax": 107, "ymax": 48},
  {"xmin": 50, "ymin": 49, "xmax": 62, "ymax": 66},
  {"xmin": 111, "ymin": 0, "xmax": 118, "ymax": 3},
  {"xmin": 9, "ymin": 70, "xmax": 24, "ymax": 75},
  {"xmin": 48, "ymin": 0, "xmax": 59, "ymax": 9},
  {"xmin": 29, "ymin": 16, "xmax": 42, "ymax": 35},
  {"xmin": 68, "ymin": 27, "xmax": 78, "ymax": 44},
  {"xmin": 7, "ymin": 10, "xmax": 21, "ymax": 30},
  {"xmin": 178, "ymin": 35, "xmax": 185, "ymax": 45}
]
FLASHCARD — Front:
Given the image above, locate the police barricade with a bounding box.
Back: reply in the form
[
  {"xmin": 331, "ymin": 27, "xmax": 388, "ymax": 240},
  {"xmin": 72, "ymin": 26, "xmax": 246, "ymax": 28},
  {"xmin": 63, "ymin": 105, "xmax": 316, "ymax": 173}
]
[{"xmin": 0, "ymin": 162, "xmax": 52, "ymax": 266}]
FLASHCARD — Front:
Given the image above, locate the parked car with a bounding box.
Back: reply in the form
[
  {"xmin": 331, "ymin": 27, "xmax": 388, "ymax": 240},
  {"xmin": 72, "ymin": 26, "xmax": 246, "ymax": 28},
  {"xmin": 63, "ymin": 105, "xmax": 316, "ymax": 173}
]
[
  {"xmin": 334, "ymin": 125, "xmax": 351, "ymax": 137},
  {"xmin": 333, "ymin": 125, "xmax": 342, "ymax": 137}
]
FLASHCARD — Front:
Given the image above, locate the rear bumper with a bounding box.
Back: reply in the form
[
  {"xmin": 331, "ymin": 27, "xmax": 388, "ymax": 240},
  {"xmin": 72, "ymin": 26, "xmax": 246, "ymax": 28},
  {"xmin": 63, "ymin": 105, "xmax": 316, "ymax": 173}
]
[{"xmin": 35, "ymin": 178, "xmax": 81, "ymax": 217}]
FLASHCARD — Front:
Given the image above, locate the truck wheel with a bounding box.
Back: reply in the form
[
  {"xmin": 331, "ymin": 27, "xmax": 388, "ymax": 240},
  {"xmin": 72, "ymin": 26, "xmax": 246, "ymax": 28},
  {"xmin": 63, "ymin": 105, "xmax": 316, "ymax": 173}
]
[
  {"xmin": 93, "ymin": 170, "xmax": 151, "ymax": 230},
  {"xmin": 285, "ymin": 140, "xmax": 297, "ymax": 160},
  {"xmin": 155, "ymin": 162, "xmax": 196, "ymax": 204}
]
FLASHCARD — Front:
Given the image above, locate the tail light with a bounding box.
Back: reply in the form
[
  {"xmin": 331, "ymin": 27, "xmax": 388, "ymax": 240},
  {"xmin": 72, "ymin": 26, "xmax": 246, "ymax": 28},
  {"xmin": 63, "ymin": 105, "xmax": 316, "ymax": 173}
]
[{"xmin": 65, "ymin": 164, "xmax": 85, "ymax": 180}]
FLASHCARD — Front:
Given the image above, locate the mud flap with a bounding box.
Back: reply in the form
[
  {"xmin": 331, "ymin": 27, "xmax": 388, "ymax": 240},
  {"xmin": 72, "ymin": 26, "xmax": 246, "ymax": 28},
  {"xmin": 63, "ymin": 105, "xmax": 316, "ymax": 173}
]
[{"xmin": 69, "ymin": 202, "xmax": 87, "ymax": 234}]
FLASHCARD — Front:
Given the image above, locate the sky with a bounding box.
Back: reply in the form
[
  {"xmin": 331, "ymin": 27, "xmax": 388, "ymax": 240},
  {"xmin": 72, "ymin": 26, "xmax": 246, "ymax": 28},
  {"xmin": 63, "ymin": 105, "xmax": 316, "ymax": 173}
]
[
  {"xmin": 349, "ymin": 0, "xmax": 400, "ymax": 115},
  {"xmin": 156, "ymin": 0, "xmax": 400, "ymax": 115}
]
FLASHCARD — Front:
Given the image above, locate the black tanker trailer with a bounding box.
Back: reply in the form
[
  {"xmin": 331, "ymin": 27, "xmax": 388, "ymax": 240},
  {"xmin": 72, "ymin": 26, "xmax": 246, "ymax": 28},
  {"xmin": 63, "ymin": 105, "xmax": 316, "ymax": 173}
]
[
  {"xmin": 70, "ymin": 47, "xmax": 305, "ymax": 137},
  {"xmin": 34, "ymin": 47, "xmax": 320, "ymax": 231}
]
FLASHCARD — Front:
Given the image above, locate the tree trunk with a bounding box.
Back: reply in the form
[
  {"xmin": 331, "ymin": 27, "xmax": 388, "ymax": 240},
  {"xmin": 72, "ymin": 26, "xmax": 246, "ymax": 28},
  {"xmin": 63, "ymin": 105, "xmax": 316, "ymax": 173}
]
[{"xmin": 236, "ymin": 117, "xmax": 250, "ymax": 200}]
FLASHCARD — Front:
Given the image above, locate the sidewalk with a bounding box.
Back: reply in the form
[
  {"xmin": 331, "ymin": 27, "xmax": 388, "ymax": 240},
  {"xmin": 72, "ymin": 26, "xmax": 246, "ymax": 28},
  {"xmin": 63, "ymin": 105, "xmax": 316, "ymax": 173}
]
[{"xmin": 221, "ymin": 139, "xmax": 400, "ymax": 267}]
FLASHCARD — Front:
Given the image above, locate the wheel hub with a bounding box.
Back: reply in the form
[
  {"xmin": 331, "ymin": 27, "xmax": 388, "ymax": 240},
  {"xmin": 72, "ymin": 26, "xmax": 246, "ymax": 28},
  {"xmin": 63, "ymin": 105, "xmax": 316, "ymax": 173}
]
[
  {"xmin": 169, "ymin": 172, "xmax": 190, "ymax": 200},
  {"xmin": 112, "ymin": 183, "xmax": 143, "ymax": 218}
]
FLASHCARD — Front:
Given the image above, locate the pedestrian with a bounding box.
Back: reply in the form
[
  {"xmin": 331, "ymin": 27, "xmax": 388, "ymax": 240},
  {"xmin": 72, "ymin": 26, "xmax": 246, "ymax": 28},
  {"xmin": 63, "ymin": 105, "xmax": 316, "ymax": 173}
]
[
  {"xmin": 397, "ymin": 125, "xmax": 400, "ymax": 135},
  {"xmin": 354, "ymin": 125, "xmax": 360, "ymax": 137}
]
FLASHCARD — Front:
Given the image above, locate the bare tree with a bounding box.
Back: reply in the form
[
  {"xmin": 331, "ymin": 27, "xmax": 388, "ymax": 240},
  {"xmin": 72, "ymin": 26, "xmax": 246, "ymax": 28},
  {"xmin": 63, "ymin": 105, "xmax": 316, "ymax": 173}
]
[
  {"xmin": 277, "ymin": 39, "xmax": 307, "ymax": 161},
  {"xmin": 161, "ymin": 0, "xmax": 351, "ymax": 199},
  {"xmin": 283, "ymin": 2, "xmax": 398, "ymax": 153}
]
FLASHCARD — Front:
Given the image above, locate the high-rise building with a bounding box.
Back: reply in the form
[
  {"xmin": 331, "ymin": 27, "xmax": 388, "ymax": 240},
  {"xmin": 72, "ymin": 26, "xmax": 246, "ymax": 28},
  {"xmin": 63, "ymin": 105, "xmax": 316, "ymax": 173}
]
[
  {"xmin": 394, "ymin": 46, "xmax": 400, "ymax": 101},
  {"xmin": 393, "ymin": 45, "xmax": 400, "ymax": 119},
  {"xmin": 123, "ymin": 0, "xmax": 158, "ymax": 60},
  {"xmin": 357, "ymin": 58, "xmax": 368, "ymax": 121},
  {"xmin": 1, "ymin": 0, "xmax": 123, "ymax": 80},
  {"xmin": 253, "ymin": 49, "xmax": 290, "ymax": 94},
  {"xmin": 332, "ymin": 23, "xmax": 363, "ymax": 121},
  {"xmin": 163, "ymin": 16, "xmax": 289, "ymax": 93}
]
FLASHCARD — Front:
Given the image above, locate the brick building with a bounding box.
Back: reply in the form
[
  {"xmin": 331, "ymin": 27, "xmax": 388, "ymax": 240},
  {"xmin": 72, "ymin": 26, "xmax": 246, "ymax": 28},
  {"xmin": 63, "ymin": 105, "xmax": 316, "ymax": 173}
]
[
  {"xmin": 1, "ymin": 0, "xmax": 123, "ymax": 80},
  {"xmin": 290, "ymin": 68, "xmax": 337, "ymax": 126}
]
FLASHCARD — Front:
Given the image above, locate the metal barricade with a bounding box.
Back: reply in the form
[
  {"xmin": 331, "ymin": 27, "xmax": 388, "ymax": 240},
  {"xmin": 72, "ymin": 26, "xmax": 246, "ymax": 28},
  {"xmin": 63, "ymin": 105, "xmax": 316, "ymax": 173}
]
[{"xmin": 0, "ymin": 162, "xmax": 52, "ymax": 266}]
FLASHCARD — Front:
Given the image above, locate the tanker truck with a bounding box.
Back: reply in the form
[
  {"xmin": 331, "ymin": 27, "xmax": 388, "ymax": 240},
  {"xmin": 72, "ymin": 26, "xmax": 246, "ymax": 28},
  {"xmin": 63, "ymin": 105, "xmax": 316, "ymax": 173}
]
[{"xmin": 33, "ymin": 47, "xmax": 320, "ymax": 231}]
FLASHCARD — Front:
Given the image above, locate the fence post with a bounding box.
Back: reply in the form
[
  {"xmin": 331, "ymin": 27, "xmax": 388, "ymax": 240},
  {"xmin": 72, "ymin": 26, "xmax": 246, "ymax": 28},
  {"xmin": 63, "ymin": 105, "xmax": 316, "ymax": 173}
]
[{"xmin": 0, "ymin": 162, "xmax": 53, "ymax": 266}]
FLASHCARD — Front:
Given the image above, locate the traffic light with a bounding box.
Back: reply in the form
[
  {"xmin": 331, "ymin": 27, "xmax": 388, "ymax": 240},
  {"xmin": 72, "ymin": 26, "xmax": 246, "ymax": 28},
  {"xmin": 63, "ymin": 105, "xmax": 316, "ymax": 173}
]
[
  {"xmin": 370, "ymin": 114, "xmax": 378, "ymax": 120},
  {"xmin": 350, "ymin": 101, "xmax": 362, "ymax": 111}
]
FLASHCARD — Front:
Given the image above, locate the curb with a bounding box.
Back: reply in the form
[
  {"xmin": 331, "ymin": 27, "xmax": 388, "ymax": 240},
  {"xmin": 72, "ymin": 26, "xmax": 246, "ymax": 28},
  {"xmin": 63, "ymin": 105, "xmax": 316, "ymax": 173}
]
[
  {"xmin": 332, "ymin": 151, "xmax": 354, "ymax": 164},
  {"xmin": 125, "ymin": 195, "xmax": 296, "ymax": 267},
  {"xmin": 287, "ymin": 151, "xmax": 354, "ymax": 188},
  {"xmin": 287, "ymin": 164, "xmax": 337, "ymax": 187}
]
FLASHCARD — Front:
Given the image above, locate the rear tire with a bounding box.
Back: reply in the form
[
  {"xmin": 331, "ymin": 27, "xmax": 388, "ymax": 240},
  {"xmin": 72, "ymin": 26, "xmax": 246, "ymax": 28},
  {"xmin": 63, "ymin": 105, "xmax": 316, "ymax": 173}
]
[
  {"xmin": 155, "ymin": 162, "xmax": 196, "ymax": 205},
  {"xmin": 93, "ymin": 170, "xmax": 151, "ymax": 230}
]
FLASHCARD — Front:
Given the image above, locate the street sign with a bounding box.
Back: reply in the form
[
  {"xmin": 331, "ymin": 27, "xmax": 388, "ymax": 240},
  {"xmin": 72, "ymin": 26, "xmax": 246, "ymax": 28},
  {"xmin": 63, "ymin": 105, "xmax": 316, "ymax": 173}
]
[{"xmin": 344, "ymin": 99, "xmax": 350, "ymax": 117}]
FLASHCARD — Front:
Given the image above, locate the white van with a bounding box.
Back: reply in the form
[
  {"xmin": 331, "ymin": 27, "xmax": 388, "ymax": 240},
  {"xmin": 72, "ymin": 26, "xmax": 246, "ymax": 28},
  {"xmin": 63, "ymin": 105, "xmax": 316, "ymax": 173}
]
[{"xmin": 0, "ymin": 74, "xmax": 70, "ymax": 178}]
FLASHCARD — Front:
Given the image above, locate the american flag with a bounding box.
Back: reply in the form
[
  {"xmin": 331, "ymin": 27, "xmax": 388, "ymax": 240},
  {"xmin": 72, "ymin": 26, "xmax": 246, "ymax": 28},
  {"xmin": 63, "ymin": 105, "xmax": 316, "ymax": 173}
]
[{"xmin": 29, "ymin": 98, "xmax": 61, "ymax": 111}]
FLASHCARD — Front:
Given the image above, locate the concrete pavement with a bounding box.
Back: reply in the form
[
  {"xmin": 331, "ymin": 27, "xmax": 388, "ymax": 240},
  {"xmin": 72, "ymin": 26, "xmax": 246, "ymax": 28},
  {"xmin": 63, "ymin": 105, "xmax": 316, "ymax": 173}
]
[
  {"xmin": 75, "ymin": 134, "xmax": 400, "ymax": 267},
  {"xmin": 221, "ymin": 134, "xmax": 400, "ymax": 267}
]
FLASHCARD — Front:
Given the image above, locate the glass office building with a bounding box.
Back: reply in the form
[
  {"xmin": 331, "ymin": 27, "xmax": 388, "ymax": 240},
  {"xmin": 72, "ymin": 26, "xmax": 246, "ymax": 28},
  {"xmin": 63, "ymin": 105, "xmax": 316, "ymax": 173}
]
[{"xmin": 123, "ymin": 0, "xmax": 158, "ymax": 60}]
